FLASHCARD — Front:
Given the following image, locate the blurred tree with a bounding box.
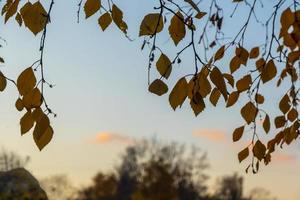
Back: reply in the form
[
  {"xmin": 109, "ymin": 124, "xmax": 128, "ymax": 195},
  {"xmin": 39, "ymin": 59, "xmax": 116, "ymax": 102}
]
[
  {"xmin": 40, "ymin": 175, "xmax": 77, "ymax": 200},
  {"xmin": 213, "ymin": 173, "xmax": 245, "ymax": 200},
  {"xmin": 248, "ymin": 187, "xmax": 277, "ymax": 200},
  {"xmin": 76, "ymin": 138, "xmax": 209, "ymax": 200},
  {"xmin": 0, "ymin": 149, "xmax": 30, "ymax": 172}
]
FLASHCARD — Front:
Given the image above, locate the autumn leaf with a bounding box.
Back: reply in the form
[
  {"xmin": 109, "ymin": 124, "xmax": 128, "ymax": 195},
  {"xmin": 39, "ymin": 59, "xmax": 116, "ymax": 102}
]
[
  {"xmin": 241, "ymin": 102, "xmax": 257, "ymax": 124},
  {"xmin": 233, "ymin": 126, "xmax": 244, "ymax": 142},
  {"xmin": 169, "ymin": 77, "xmax": 188, "ymax": 110},
  {"xmin": 226, "ymin": 91, "xmax": 239, "ymax": 107},
  {"xmin": 149, "ymin": 79, "xmax": 168, "ymax": 96},
  {"xmin": 238, "ymin": 147, "xmax": 249, "ymax": 163},
  {"xmin": 98, "ymin": 12, "xmax": 112, "ymax": 31},
  {"xmin": 84, "ymin": 0, "xmax": 101, "ymax": 18},
  {"xmin": 261, "ymin": 60, "xmax": 277, "ymax": 83},
  {"xmin": 4, "ymin": 0, "xmax": 19, "ymax": 23},
  {"xmin": 169, "ymin": 12, "xmax": 186, "ymax": 46},
  {"xmin": 236, "ymin": 75, "xmax": 251, "ymax": 92},
  {"xmin": 253, "ymin": 140, "xmax": 266, "ymax": 161},
  {"xmin": 263, "ymin": 114, "xmax": 270, "ymax": 134},
  {"xmin": 139, "ymin": 13, "xmax": 163, "ymax": 36},
  {"xmin": 156, "ymin": 54, "xmax": 172, "ymax": 79},
  {"xmin": 214, "ymin": 45, "xmax": 225, "ymax": 61},
  {"xmin": 20, "ymin": 1, "xmax": 47, "ymax": 35},
  {"xmin": 20, "ymin": 111, "xmax": 34, "ymax": 135},
  {"xmin": 210, "ymin": 67, "xmax": 227, "ymax": 101},
  {"xmin": 17, "ymin": 67, "xmax": 36, "ymax": 96},
  {"xmin": 0, "ymin": 71, "xmax": 7, "ymax": 92},
  {"xmin": 112, "ymin": 4, "xmax": 128, "ymax": 33}
]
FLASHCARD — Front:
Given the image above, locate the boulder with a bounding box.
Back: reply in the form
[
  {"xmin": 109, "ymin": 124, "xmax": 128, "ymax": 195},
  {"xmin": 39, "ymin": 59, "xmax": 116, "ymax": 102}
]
[{"xmin": 0, "ymin": 168, "xmax": 48, "ymax": 200}]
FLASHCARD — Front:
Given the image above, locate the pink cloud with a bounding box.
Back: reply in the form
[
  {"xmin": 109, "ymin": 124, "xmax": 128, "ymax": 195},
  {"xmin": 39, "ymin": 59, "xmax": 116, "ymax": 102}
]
[
  {"xmin": 272, "ymin": 153, "xmax": 296, "ymax": 164},
  {"xmin": 89, "ymin": 132, "xmax": 132, "ymax": 144},
  {"xmin": 193, "ymin": 129, "xmax": 226, "ymax": 142}
]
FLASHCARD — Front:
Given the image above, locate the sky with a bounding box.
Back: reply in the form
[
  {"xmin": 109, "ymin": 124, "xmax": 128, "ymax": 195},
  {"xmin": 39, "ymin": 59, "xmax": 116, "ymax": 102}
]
[{"xmin": 0, "ymin": 0, "xmax": 300, "ymax": 200}]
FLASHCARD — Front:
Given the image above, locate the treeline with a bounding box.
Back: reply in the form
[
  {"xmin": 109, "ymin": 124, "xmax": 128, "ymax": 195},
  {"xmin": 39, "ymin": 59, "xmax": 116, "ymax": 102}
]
[{"xmin": 0, "ymin": 139, "xmax": 277, "ymax": 200}]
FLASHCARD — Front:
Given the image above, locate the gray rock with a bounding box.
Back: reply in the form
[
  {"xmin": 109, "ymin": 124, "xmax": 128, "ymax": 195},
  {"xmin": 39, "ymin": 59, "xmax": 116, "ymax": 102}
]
[{"xmin": 0, "ymin": 168, "xmax": 48, "ymax": 200}]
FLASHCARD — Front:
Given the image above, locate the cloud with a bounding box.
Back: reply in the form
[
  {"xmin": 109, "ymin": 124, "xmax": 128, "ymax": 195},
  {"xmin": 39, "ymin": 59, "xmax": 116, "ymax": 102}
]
[
  {"xmin": 193, "ymin": 129, "xmax": 226, "ymax": 142},
  {"xmin": 89, "ymin": 132, "xmax": 132, "ymax": 145},
  {"xmin": 272, "ymin": 153, "xmax": 296, "ymax": 164}
]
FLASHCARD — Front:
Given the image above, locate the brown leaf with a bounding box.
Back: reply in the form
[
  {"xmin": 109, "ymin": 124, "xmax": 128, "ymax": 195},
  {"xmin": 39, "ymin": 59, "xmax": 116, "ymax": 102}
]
[
  {"xmin": 84, "ymin": 0, "xmax": 101, "ymax": 18},
  {"xmin": 233, "ymin": 126, "xmax": 244, "ymax": 142},
  {"xmin": 210, "ymin": 67, "xmax": 227, "ymax": 100},
  {"xmin": 149, "ymin": 79, "xmax": 168, "ymax": 96},
  {"xmin": 156, "ymin": 54, "xmax": 172, "ymax": 79},
  {"xmin": 139, "ymin": 13, "xmax": 163, "ymax": 36},
  {"xmin": 238, "ymin": 147, "xmax": 249, "ymax": 163},
  {"xmin": 169, "ymin": 77, "xmax": 188, "ymax": 110},
  {"xmin": 169, "ymin": 12, "xmax": 186, "ymax": 46},
  {"xmin": 241, "ymin": 101, "xmax": 257, "ymax": 124}
]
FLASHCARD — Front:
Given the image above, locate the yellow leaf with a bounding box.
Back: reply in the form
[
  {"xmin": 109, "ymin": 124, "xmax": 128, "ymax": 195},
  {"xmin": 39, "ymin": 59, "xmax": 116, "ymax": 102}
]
[
  {"xmin": 139, "ymin": 13, "xmax": 163, "ymax": 36},
  {"xmin": 253, "ymin": 140, "xmax": 266, "ymax": 161},
  {"xmin": 169, "ymin": 12, "xmax": 186, "ymax": 46},
  {"xmin": 198, "ymin": 73, "xmax": 211, "ymax": 97},
  {"xmin": 0, "ymin": 71, "xmax": 7, "ymax": 92},
  {"xmin": 249, "ymin": 47, "xmax": 259, "ymax": 59},
  {"xmin": 32, "ymin": 107, "xmax": 44, "ymax": 121},
  {"xmin": 84, "ymin": 0, "xmax": 101, "ymax": 18},
  {"xmin": 263, "ymin": 114, "xmax": 270, "ymax": 133},
  {"xmin": 22, "ymin": 87, "xmax": 42, "ymax": 109},
  {"xmin": 210, "ymin": 67, "xmax": 227, "ymax": 100},
  {"xmin": 190, "ymin": 95, "xmax": 205, "ymax": 116},
  {"xmin": 148, "ymin": 79, "xmax": 168, "ymax": 96},
  {"xmin": 112, "ymin": 4, "xmax": 128, "ymax": 33},
  {"xmin": 17, "ymin": 67, "xmax": 36, "ymax": 96},
  {"xmin": 209, "ymin": 88, "xmax": 221, "ymax": 106},
  {"xmin": 98, "ymin": 12, "xmax": 112, "ymax": 31},
  {"xmin": 226, "ymin": 91, "xmax": 239, "ymax": 107},
  {"xmin": 34, "ymin": 125, "xmax": 53, "ymax": 151},
  {"xmin": 169, "ymin": 77, "xmax": 188, "ymax": 110},
  {"xmin": 279, "ymin": 94, "xmax": 290, "ymax": 114},
  {"xmin": 15, "ymin": 98, "xmax": 24, "ymax": 111},
  {"xmin": 236, "ymin": 74, "xmax": 251, "ymax": 92},
  {"xmin": 4, "ymin": 0, "xmax": 19, "ymax": 23},
  {"xmin": 20, "ymin": 1, "xmax": 47, "ymax": 35},
  {"xmin": 233, "ymin": 126, "xmax": 244, "ymax": 142},
  {"xmin": 33, "ymin": 113, "xmax": 52, "ymax": 150},
  {"xmin": 241, "ymin": 101, "xmax": 257, "ymax": 124},
  {"xmin": 214, "ymin": 45, "xmax": 225, "ymax": 61},
  {"xmin": 156, "ymin": 54, "xmax": 172, "ymax": 79},
  {"xmin": 238, "ymin": 147, "xmax": 249, "ymax": 163},
  {"xmin": 20, "ymin": 111, "xmax": 34, "ymax": 135},
  {"xmin": 230, "ymin": 56, "xmax": 241, "ymax": 74}
]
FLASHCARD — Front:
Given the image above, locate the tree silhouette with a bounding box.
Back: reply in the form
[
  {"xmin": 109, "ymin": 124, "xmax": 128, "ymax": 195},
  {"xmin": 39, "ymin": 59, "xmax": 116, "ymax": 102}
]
[
  {"xmin": 0, "ymin": 0, "xmax": 299, "ymax": 171},
  {"xmin": 76, "ymin": 139, "xmax": 209, "ymax": 200},
  {"xmin": 213, "ymin": 173, "xmax": 245, "ymax": 200}
]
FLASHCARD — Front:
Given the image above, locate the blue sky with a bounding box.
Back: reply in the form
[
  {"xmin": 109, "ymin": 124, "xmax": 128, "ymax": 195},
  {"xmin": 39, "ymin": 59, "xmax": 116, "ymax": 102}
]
[{"xmin": 0, "ymin": 0, "xmax": 300, "ymax": 199}]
